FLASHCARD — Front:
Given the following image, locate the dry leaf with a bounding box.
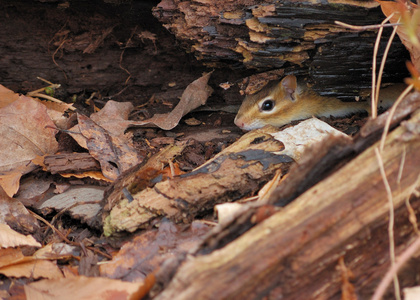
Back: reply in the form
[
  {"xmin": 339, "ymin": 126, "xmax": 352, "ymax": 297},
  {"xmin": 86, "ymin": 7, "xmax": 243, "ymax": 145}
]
[
  {"xmin": 378, "ymin": 0, "xmax": 420, "ymax": 70},
  {"xmin": 0, "ymin": 248, "xmax": 25, "ymax": 270},
  {"xmin": 59, "ymin": 171, "xmax": 111, "ymax": 182},
  {"xmin": 90, "ymin": 100, "xmax": 134, "ymax": 137},
  {"xmin": 0, "ymin": 223, "xmax": 41, "ymax": 248},
  {"xmin": 271, "ymin": 118, "xmax": 350, "ymax": 160},
  {"xmin": 0, "ymin": 85, "xmax": 20, "ymax": 109},
  {"xmin": 0, "ymin": 164, "xmax": 38, "ymax": 197},
  {"xmin": 35, "ymin": 99, "xmax": 74, "ymax": 129},
  {"xmin": 100, "ymin": 220, "xmax": 210, "ymax": 281},
  {"xmin": 215, "ymin": 202, "xmax": 248, "ymax": 226},
  {"xmin": 34, "ymin": 243, "xmax": 79, "ymax": 260},
  {"xmin": 129, "ymin": 72, "xmax": 213, "ymax": 130},
  {"xmin": 0, "ymin": 94, "xmax": 58, "ymax": 196},
  {"xmin": 0, "ymin": 248, "xmax": 64, "ymax": 280},
  {"xmin": 0, "ymin": 259, "xmax": 63, "ymax": 280},
  {"xmin": 0, "ymin": 189, "xmax": 40, "ymax": 233},
  {"xmin": 184, "ymin": 117, "xmax": 202, "ymax": 126},
  {"xmin": 69, "ymin": 114, "xmax": 141, "ymax": 180},
  {"xmin": 338, "ymin": 257, "xmax": 357, "ymax": 300},
  {"xmin": 24, "ymin": 276, "xmax": 145, "ymax": 300},
  {"xmin": 15, "ymin": 176, "xmax": 53, "ymax": 201}
]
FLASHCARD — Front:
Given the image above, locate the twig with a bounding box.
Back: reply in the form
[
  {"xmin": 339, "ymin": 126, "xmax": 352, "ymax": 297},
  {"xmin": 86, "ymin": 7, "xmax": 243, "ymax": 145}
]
[
  {"xmin": 29, "ymin": 209, "xmax": 73, "ymax": 244},
  {"xmin": 119, "ymin": 48, "xmax": 131, "ymax": 85},
  {"xmin": 28, "ymin": 92, "xmax": 76, "ymax": 111},
  {"xmin": 374, "ymin": 18, "xmax": 400, "ymax": 113},
  {"xmin": 36, "ymin": 77, "xmax": 56, "ymax": 86},
  {"xmin": 52, "ymin": 37, "xmax": 69, "ymax": 81},
  {"xmin": 371, "ymin": 14, "xmax": 395, "ymax": 119},
  {"xmin": 198, "ymin": 220, "xmax": 218, "ymax": 226},
  {"xmin": 29, "ymin": 209, "xmax": 112, "ymax": 260},
  {"xmin": 102, "ymin": 85, "xmax": 129, "ymax": 100},
  {"xmin": 119, "ymin": 26, "xmax": 138, "ymax": 85},
  {"xmin": 335, "ymin": 21, "xmax": 401, "ymax": 31},
  {"xmin": 371, "ymin": 236, "xmax": 420, "ymax": 300},
  {"xmin": 238, "ymin": 195, "xmax": 259, "ymax": 203},
  {"xmin": 379, "ymin": 84, "xmax": 414, "ymax": 151},
  {"xmin": 397, "ymin": 145, "xmax": 406, "ymax": 184},
  {"xmin": 374, "ymin": 147, "xmax": 400, "ymax": 300}
]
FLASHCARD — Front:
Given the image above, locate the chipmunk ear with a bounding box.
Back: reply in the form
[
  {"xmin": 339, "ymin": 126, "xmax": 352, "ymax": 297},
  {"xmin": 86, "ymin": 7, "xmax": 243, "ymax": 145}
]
[{"xmin": 280, "ymin": 75, "xmax": 297, "ymax": 101}]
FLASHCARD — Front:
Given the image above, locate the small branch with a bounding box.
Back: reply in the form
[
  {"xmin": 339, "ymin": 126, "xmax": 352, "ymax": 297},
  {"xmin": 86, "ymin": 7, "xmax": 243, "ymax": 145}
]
[
  {"xmin": 334, "ymin": 21, "xmax": 401, "ymax": 31},
  {"xmin": 372, "ymin": 14, "xmax": 395, "ymax": 119},
  {"xmin": 379, "ymin": 84, "xmax": 414, "ymax": 151},
  {"xmin": 52, "ymin": 37, "xmax": 69, "ymax": 81},
  {"xmin": 29, "ymin": 209, "xmax": 112, "ymax": 260},
  {"xmin": 28, "ymin": 92, "xmax": 76, "ymax": 111},
  {"xmin": 372, "ymin": 236, "xmax": 420, "ymax": 300},
  {"xmin": 374, "ymin": 18, "xmax": 400, "ymax": 114}
]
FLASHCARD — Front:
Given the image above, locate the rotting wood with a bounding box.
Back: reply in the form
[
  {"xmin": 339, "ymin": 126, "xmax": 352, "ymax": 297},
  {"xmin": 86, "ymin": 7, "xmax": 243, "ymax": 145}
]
[
  {"xmin": 103, "ymin": 140, "xmax": 191, "ymax": 212},
  {"xmin": 103, "ymin": 118, "xmax": 346, "ymax": 237},
  {"xmin": 150, "ymin": 97, "xmax": 420, "ymax": 299},
  {"xmin": 103, "ymin": 128, "xmax": 293, "ymax": 236},
  {"xmin": 265, "ymin": 92, "xmax": 420, "ymax": 207},
  {"xmin": 153, "ymin": 0, "xmax": 409, "ymax": 99},
  {"xmin": 194, "ymin": 93, "xmax": 420, "ymax": 256},
  {"xmin": 44, "ymin": 153, "xmax": 101, "ymax": 174}
]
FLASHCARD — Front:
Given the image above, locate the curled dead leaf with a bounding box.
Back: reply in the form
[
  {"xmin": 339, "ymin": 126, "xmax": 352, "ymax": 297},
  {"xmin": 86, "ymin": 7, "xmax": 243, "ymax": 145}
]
[{"xmin": 128, "ymin": 71, "xmax": 213, "ymax": 130}]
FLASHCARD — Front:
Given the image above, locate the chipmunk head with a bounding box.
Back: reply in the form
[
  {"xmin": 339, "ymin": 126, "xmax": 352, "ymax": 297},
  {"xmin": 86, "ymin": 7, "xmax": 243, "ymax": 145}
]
[{"xmin": 234, "ymin": 75, "xmax": 300, "ymax": 130}]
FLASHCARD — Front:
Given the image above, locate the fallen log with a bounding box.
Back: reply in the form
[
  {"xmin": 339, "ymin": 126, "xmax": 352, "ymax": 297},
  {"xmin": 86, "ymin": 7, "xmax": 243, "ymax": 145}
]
[
  {"xmin": 153, "ymin": 0, "xmax": 409, "ymax": 99},
  {"xmin": 150, "ymin": 93, "xmax": 420, "ymax": 299}
]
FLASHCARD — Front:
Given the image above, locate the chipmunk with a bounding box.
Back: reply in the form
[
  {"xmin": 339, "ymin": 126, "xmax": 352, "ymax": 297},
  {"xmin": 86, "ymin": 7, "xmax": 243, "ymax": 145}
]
[{"xmin": 234, "ymin": 75, "xmax": 404, "ymax": 131}]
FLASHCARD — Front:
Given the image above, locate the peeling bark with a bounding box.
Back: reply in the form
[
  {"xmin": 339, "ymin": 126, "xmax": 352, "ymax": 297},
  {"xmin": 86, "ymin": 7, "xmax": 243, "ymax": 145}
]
[{"xmin": 103, "ymin": 129, "xmax": 293, "ymax": 236}]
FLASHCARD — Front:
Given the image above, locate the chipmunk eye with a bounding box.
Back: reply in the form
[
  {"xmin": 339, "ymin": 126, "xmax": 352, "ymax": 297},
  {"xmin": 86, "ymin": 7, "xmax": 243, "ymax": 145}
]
[{"xmin": 261, "ymin": 99, "xmax": 274, "ymax": 111}]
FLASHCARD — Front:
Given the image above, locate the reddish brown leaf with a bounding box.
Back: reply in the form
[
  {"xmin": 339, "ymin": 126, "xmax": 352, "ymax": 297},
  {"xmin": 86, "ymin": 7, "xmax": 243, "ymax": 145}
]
[
  {"xmin": 405, "ymin": 61, "xmax": 420, "ymax": 91},
  {"xmin": 338, "ymin": 257, "xmax": 357, "ymax": 300},
  {"xmin": 378, "ymin": 0, "xmax": 420, "ymax": 70}
]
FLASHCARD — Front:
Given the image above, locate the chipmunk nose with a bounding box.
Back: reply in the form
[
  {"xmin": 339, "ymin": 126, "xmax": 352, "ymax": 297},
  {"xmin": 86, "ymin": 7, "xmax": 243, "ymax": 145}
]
[{"xmin": 234, "ymin": 116, "xmax": 244, "ymax": 128}]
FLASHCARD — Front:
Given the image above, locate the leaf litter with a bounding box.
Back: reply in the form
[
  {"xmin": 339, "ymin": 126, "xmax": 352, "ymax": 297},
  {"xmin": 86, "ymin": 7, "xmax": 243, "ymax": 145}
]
[{"xmin": 0, "ymin": 73, "xmax": 219, "ymax": 299}]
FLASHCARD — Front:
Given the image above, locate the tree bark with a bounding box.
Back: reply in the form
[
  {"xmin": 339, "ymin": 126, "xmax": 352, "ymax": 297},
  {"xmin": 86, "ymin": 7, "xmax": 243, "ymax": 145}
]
[{"xmin": 153, "ymin": 0, "xmax": 409, "ymax": 99}]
